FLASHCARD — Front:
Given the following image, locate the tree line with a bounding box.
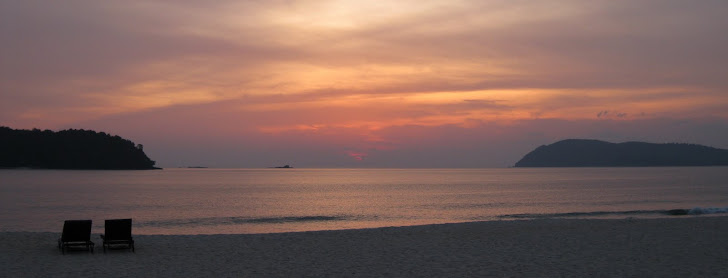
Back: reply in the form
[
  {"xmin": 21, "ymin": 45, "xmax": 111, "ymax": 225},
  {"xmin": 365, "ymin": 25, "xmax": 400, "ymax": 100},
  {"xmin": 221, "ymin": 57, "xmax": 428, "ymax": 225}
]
[{"xmin": 0, "ymin": 126, "xmax": 157, "ymax": 169}]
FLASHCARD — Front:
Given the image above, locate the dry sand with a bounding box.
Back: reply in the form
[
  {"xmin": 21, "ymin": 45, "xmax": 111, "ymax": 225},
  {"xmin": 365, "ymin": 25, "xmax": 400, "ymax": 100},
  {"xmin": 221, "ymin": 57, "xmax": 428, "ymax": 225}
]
[{"xmin": 2, "ymin": 217, "xmax": 727, "ymax": 277}]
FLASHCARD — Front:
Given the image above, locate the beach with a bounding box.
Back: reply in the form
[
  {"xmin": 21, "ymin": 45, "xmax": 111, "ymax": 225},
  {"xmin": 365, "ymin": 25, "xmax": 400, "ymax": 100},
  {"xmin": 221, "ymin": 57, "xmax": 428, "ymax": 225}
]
[{"xmin": 2, "ymin": 216, "xmax": 727, "ymax": 277}]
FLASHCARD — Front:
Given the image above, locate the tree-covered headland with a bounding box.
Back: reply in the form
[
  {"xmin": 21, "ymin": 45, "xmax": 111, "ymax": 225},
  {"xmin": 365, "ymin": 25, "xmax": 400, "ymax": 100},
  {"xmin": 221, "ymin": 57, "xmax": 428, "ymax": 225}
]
[{"xmin": 0, "ymin": 126, "xmax": 158, "ymax": 170}]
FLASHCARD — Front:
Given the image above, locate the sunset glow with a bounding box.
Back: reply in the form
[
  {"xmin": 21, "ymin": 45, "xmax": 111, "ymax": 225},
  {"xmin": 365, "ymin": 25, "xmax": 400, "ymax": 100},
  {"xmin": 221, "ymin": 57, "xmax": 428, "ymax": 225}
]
[{"xmin": 2, "ymin": 0, "xmax": 727, "ymax": 167}]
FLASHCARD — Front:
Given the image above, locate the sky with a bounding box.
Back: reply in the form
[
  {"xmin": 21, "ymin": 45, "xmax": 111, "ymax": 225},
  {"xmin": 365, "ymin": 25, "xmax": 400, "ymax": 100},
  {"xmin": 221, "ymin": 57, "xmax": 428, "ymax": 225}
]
[{"xmin": 2, "ymin": 0, "xmax": 728, "ymax": 168}]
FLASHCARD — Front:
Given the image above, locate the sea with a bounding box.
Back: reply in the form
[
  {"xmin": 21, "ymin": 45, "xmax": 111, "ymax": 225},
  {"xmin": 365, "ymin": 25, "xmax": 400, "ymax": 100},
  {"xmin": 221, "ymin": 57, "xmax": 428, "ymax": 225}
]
[{"xmin": 1, "ymin": 167, "xmax": 727, "ymax": 235}]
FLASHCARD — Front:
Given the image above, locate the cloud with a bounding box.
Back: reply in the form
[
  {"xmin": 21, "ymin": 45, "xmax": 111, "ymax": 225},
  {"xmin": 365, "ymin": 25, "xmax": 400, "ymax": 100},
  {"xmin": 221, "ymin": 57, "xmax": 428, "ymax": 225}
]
[
  {"xmin": 597, "ymin": 110, "xmax": 627, "ymax": 119},
  {"xmin": 2, "ymin": 1, "xmax": 728, "ymax": 167},
  {"xmin": 67, "ymin": 93, "xmax": 728, "ymax": 168}
]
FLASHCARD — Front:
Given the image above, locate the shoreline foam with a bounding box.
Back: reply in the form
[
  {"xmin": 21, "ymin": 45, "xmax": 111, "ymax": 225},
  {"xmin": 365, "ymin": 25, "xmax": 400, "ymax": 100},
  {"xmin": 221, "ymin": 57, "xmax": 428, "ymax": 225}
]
[{"xmin": 3, "ymin": 217, "xmax": 727, "ymax": 277}]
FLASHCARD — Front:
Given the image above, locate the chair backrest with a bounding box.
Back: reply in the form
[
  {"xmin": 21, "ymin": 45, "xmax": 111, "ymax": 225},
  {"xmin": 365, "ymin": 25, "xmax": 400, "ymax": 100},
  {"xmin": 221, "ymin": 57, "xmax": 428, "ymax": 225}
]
[
  {"xmin": 104, "ymin": 219, "xmax": 132, "ymax": 240},
  {"xmin": 61, "ymin": 220, "xmax": 92, "ymax": 242}
]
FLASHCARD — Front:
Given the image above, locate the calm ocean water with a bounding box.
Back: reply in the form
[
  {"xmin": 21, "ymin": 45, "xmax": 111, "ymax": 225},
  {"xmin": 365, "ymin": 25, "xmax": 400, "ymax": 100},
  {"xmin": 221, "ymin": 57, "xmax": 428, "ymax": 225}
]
[{"xmin": 1, "ymin": 167, "xmax": 727, "ymax": 235}]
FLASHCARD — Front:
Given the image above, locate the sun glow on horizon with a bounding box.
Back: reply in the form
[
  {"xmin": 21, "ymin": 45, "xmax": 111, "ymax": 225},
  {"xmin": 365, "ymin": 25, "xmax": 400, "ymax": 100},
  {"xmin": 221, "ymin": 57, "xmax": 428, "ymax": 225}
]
[{"xmin": 3, "ymin": 1, "xmax": 728, "ymax": 167}]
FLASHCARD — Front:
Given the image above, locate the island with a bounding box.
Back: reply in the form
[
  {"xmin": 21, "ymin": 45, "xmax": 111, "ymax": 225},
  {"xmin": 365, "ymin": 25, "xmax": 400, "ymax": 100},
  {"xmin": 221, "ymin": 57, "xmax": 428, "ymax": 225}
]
[
  {"xmin": 0, "ymin": 126, "xmax": 159, "ymax": 170},
  {"xmin": 514, "ymin": 139, "xmax": 728, "ymax": 167}
]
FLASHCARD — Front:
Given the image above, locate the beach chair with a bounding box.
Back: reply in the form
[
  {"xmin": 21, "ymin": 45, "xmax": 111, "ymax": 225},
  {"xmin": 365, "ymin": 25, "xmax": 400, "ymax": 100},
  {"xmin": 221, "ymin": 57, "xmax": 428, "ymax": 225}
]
[
  {"xmin": 58, "ymin": 220, "xmax": 94, "ymax": 254},
  {"xmin": 101, "ymin": 218, "xmax": 135, "ymax": 253}
]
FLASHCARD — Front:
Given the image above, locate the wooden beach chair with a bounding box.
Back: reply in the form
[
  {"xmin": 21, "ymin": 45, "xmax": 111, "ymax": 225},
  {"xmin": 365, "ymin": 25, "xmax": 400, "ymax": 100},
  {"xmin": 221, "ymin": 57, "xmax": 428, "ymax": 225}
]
[
  {"xmin": 58, "ymin": 220, "xmax": 94, "ymax": 254},
  {"xmin": 101, "ymin": 218, "xmax": 135, "ymax": 253}
]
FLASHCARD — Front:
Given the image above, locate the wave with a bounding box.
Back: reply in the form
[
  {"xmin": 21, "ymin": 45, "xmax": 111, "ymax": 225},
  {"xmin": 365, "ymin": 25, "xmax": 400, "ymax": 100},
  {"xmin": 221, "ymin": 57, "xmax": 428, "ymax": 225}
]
[
  {"xmin": 246, "ymin": 216, "xmax": 346, "ymax": 223},
  {"xmin": 135, "ymin": 207, "xmax": 728, "ymax": 229},
  {"xmin": 140, "ymin": 215, "xmax": 354, "ymax": 228},
  {"xmin": 498, "ymin": 206, "xmax": 728, "ymax": 220},
  {"xmin": 687, "ymin": 207, "xmax": 728, "ymax": 215}
]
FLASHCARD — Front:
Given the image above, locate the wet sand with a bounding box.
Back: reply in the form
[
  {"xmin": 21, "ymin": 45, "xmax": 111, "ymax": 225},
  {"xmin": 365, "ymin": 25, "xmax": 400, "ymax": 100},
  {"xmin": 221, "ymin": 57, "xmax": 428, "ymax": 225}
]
[{"xmin": 2, "ymin": 217, "xmax": 727, "ymax": 277}]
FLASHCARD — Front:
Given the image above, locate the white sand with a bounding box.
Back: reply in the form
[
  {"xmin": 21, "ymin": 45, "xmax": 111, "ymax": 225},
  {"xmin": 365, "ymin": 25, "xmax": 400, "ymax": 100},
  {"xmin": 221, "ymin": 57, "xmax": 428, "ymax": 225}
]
[{"xmin": 2, "ymin": 217, "xmax": 727, "ymax": 277}]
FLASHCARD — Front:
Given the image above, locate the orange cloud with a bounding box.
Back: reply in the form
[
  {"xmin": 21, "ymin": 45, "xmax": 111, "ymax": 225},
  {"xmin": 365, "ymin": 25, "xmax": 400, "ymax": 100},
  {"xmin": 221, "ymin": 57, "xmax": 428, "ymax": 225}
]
[{"xmin": 3, "ymin": 1, "xmax": 728, "ymax": 167}]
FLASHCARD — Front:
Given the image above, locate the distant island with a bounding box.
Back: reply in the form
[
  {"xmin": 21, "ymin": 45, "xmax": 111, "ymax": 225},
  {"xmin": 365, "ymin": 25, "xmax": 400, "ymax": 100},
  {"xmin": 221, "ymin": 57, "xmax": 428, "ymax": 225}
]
[
  {"xmin": 0, "ymin": 126, "xmax": 159, "ymax": 170},
  {"xmin": 271, "ymin": 165, "xmax": 293, "ymax": 169},
  {"xmin": 515, "ymin": 139, "xmax": 728, "ymax": 167}
]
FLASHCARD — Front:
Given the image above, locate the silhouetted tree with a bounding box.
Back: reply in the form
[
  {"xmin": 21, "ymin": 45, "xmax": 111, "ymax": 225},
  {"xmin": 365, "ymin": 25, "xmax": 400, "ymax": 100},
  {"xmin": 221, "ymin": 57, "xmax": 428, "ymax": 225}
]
[{"xmin": 0, "ymin": 126, "xmax": 157, "ymax": 169}]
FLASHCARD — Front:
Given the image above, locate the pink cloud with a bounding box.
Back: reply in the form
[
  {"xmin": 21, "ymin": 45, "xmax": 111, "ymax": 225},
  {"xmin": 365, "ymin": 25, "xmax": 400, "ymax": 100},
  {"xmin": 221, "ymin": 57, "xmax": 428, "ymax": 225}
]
[{"xmin": 345, "ymin": 151, "xmax": 368, "ymax": 161}]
